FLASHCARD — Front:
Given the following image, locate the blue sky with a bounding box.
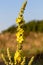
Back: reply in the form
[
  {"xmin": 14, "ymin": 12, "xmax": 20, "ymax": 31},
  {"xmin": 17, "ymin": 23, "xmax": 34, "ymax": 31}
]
[{"xmin": 0, "ymin": 0, "xmax": 43, "ymax": 32}]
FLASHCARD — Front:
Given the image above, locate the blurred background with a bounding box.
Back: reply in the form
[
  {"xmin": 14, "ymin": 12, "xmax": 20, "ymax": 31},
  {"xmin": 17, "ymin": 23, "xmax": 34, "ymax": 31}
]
[{"xmin": 0, "ymin": 0, "xmax": 43, "ymax": 65}]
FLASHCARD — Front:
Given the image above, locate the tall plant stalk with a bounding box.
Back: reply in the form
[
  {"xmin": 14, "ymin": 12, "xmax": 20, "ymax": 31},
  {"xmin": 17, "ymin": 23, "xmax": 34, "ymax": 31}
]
[{"xmin": 14, "ymin": 0, "xmax": 27, "ymax": 65}]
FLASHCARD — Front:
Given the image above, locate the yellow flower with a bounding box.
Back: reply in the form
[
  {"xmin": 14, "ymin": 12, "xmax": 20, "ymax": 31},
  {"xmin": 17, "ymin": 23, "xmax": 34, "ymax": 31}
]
[
  {"xmin": 16, "ymin": 17, "xmax": 23, "ymax": 24},
  {"xmin": 14, "ymin": 51, "xmax": 20, "ymax": 58},
  {"xmin": 17, "ymin": 56, "xmax": 22, "ymax": 63},
  {"xmin": 16, "ymin": 29, "xmax": 24, "ymax": 36},
  {"xmin": 19, "ymin": 28, "xmax": 24, "ymax": 34},
  {"xmin": 17, "ymin": 35, "xmax": 24, "ymax": 43},
  {"xmin": 16, "ymin": 32, "xmax": 20, "ymax": 38},
  {"xmin": 14, "ymin": 50, "xmax": 22, "ymax": 63},
  {"xmin": 16, "ymin": 26, "xmax": 24, "ymax": 43}
]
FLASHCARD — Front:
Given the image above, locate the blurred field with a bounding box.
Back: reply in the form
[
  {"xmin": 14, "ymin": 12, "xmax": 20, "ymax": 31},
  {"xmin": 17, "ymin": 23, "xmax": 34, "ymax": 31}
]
[
  {"xmin": 0, "ymin": 32, "xmax": 43, "ymax": 55},
  {"xmin": 0, "ymin": 32, "xmax": 43, "ymax": 65}
]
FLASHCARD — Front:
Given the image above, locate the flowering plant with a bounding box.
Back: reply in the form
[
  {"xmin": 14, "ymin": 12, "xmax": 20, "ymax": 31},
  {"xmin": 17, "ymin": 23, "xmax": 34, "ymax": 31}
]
[{"xmin": 1, "ymin": 0, "xmax": 34, "ymax": 65}]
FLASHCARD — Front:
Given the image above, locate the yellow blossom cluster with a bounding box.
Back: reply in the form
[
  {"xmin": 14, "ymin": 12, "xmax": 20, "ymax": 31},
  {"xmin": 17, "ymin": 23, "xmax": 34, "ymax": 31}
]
[
  {"xmin": 16, "ymin": 1, "xmax": 27, "ymax": 44},
  {"xmin": 14, "ymin": 50, "xmax": 23, "ymax": 64},
  {"xmin": 16, "ymin": 27, "xmax": 24, "ymax": 44},
  {"xmin": 16, "ymin": 17, "xmax": 23, "ymax": 24}
]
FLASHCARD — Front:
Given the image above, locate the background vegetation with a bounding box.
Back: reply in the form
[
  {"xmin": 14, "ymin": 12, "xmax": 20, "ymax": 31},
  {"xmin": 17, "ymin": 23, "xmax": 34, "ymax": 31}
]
[{"xmin": 2, "ymin": 20, "xmax": 43, "ymax": 34}]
